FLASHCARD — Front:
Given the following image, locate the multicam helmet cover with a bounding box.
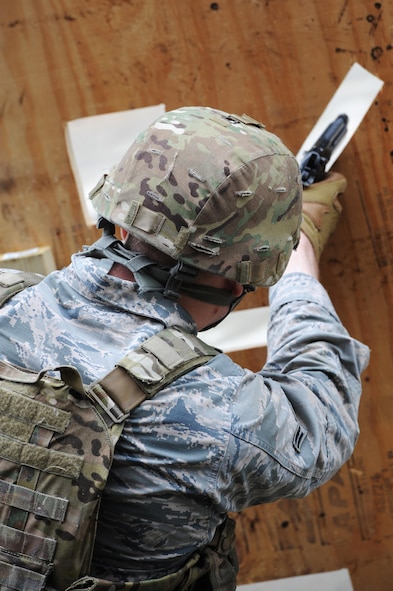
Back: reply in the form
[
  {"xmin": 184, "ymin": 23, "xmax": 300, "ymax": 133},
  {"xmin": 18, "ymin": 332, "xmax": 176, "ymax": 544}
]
[{"xmin": 89, "ymin": 106, "xmax": 302, "ymax": 287}]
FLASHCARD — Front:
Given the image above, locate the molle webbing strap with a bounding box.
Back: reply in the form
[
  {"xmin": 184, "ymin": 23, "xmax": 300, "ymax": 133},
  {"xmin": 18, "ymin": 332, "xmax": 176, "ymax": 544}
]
[
  {"xmin": 0, "ymin": 480, "xmax": 68, "ymax": 521},
  {"xmin": 87, "ymin": 327, "xmax": 219, "ymax": 424},
  {"xmin": 0, "ymin": 560, "xmax": 47, "ymax": 591},
  {"xmin": 0, "ymin": 524, "xmax": 57, "ymax": 560},
  {"xmin": 0, "ymin": 525, "xmax": 57, "ymax": 591},
  {"xmin": 0, "ymin": 383, "xmax": 70, "ymax": 435},
  {"xmin": 0, "ymin": 434, "xmax": 83, "ymax": 479}
]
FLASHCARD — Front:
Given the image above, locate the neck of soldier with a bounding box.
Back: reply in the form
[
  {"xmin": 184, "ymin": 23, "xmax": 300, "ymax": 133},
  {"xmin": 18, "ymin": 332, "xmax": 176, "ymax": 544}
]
[{"xmin": 109, "ymin": 263, "xmax": 243, "ymax": 331}]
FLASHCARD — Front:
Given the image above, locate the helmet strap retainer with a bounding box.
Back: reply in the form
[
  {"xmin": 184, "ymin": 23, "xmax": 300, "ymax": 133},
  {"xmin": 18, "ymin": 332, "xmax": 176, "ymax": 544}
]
[{"xmin": 162, "ymin": 261, "xmax": 198, "ymax": 300}]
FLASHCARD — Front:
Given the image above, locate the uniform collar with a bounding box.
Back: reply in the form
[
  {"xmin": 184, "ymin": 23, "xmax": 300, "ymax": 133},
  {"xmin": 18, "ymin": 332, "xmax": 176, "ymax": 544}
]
[{"xmin": 68, "ymin": 252, "xmax": 197, "ymax": 334}]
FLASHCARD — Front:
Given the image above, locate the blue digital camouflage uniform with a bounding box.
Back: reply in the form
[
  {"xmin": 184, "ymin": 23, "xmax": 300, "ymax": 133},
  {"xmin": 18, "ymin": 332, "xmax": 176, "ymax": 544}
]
[{"xmin": 0, "ymin": 252, "xmax": 369, "ymax": 582}]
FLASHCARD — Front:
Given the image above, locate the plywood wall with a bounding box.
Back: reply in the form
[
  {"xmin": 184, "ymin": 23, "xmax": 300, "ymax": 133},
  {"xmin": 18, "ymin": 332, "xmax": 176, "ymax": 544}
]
[{"xmin": 1, "ymin": 1, "xmax": 393, "ymax": 589}]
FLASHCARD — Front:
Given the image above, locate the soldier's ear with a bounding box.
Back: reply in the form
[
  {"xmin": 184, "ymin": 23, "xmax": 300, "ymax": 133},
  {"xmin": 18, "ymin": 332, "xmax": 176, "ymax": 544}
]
[{"xmin": 120, "ymin": 228, "xmax": 128, "ymax": 241}]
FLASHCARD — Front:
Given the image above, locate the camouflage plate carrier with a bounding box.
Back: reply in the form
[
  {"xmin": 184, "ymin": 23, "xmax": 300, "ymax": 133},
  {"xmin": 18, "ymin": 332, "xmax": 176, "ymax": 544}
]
[{"xmin": 0, "ymin": 271, "xmax": 237, "ymax": 591}]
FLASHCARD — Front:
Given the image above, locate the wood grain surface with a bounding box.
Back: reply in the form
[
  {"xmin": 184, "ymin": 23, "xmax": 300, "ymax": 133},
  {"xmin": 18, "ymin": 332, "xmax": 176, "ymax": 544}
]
[{"xmin": 1, "ymin": 1, "xmax": 392, "ymax": 589}]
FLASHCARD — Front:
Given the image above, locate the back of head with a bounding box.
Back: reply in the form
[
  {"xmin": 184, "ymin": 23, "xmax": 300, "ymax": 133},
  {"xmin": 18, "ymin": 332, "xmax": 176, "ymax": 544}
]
[{"xmin": 90, "ymin": 106, "xmax": 302, "ymax": 288}]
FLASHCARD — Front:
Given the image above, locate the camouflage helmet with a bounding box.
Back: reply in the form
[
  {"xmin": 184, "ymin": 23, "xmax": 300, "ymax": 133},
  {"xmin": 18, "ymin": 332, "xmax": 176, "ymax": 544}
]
[{"xmin": 89, "ymin": 106, "xmax": 302, "ymax": 287}]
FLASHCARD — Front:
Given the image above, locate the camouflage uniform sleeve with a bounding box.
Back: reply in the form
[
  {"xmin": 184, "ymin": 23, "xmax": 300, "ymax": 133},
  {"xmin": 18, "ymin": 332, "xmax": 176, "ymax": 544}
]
[{"xmin": 219, "ymin": 272, "xmax": 370, "ymax": 510}]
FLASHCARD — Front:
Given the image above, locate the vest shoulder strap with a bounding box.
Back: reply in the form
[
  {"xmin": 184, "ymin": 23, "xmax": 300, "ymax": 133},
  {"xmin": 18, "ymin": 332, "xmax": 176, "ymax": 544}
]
[
  {"xmin": 0, "ymin": 269, "xmax": 43, "ymax": 306},
  {"xmin": 88, "ymin": 327, "xmax": 219, "ymax": 423}
]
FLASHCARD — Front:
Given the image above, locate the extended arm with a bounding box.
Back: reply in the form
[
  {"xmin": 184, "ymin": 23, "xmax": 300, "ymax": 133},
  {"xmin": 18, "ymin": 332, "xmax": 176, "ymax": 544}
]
[{"xmin": 220, "ymin": 173, "xmax": 369, "ymax": 509}]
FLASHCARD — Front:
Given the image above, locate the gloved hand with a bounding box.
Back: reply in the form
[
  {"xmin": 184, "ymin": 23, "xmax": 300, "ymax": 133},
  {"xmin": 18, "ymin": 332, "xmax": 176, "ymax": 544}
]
[{"xmin": 301, "ymin": 172, "xmax": 347, "ymax": 260}]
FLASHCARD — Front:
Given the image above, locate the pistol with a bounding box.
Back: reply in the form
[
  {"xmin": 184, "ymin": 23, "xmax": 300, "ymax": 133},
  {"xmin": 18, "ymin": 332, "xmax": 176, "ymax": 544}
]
[{"xmin": 299, "ymin": 114, "xmax": 349, "ymax": 186}]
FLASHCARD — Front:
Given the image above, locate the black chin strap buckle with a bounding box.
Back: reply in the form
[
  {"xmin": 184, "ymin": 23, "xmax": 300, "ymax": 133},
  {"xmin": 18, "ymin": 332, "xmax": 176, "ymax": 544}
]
[{"xmin": 163, "ymin": 262, "xmax": 198, "ymax": 300}]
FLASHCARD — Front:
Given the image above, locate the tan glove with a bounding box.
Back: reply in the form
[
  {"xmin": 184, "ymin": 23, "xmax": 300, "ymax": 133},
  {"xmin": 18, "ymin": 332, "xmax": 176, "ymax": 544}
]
[{"xmin": 301, "ymin": 172, "xmax": 347, "ymax": 260}]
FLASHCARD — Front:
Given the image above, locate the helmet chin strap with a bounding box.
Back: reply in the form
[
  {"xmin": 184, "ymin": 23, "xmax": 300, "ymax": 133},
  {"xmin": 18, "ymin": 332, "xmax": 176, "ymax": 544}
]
[{"xmin": 82, "ymin": 219, "xmax": 254, "ymax": 329}]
